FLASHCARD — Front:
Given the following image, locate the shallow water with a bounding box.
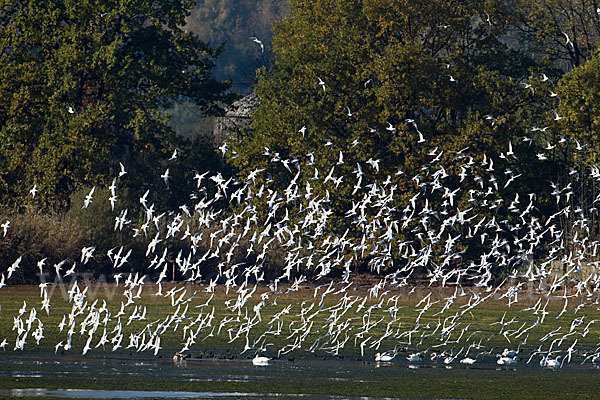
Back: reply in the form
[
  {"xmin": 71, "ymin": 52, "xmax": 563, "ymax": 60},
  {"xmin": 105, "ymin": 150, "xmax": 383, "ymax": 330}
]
[
  {"xmin": 2, "ymin": 389, "xmax": 266, "ymax": 399},
  {"xmin": 1, "ymin": 388, "xmax": 379, "ymax": 399},
  {"xmin": 1, "ymin": 352, "xmax": 599, "ymax": 399}
]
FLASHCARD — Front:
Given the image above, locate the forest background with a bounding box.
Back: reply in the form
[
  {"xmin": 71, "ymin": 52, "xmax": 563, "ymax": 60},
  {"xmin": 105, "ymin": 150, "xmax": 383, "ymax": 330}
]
[{"xmin": 2, "ymin": 0, "xmax": 600, "ymax": 283}]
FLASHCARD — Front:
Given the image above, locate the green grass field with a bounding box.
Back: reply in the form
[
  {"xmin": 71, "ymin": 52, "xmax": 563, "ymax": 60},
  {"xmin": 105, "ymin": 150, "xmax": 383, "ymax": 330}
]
[
  {"xmin": 1, "ymin": 282, "xmax": 600, "ymax": 355},
  {"xmin": 1, "ymin": 282, "xmax": 600, "ymax": 399}
]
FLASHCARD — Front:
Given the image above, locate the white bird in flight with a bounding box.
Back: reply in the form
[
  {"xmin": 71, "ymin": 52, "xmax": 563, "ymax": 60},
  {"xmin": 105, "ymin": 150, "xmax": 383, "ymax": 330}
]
[
  {"xmin": 161, "ymin": 169, "xmax": 170, "ymax": 187},
  {"xmin": 552, "ymin": 110, "xmax": 563, "ymax": 121},
  {"xmin": 521, "ymin": 82, "xmax": 534, "ymax": 94},
  {"xmin": 386, "ymin": 122, "xmax": 396, "ymax": 133},
  {"xmin": 250, "ymin": 37, "xmax": 264, "ymax": 52},
  {"xmin": 118, "ymin": 162, "xmax": 127, "ymax": 177},
  {"xmin": 562, "ymin": 31, "xmax": 573, "ymax": 48},
  {"xmin": 317, "ymin": 77, "xmax": 326, "ymax": 94},
  {"xmin": 82, "ymin": 186, "xmax": 95, "ymax": 209},
  {"xmin": 1, "ymin": 220, "xmax": 9, "ymax": 237}
]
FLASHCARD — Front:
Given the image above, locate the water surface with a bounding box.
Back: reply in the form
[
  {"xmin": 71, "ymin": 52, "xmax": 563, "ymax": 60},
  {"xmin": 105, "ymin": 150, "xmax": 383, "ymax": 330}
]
[{"xmin": 1, "ymin": 352, "xmax": 599, "ymax": 399}]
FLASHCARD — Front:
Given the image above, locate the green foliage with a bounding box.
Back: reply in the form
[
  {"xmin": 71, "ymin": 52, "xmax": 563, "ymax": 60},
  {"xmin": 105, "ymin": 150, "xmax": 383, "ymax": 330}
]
[
  {"xmin": 548, "ymin": 51, "xmax": 600, "ymax": 239},
  {"xmin": 67, "ymin": 186, "xmax": 140, "ymax": 276},
  {"xmin": 558, "ymin": 50, "xmax": 600, "ymax": 164},
  {"xmin": 511, "ymin": 0, "xmax": 600, "ymax": 69},
  {"xmin": 232, "ymin": 0, "xmax": 548, "ymax": 272},
  {"xmin": 0, "ymin": 0, "xmax": 232, "ymax": 210}
]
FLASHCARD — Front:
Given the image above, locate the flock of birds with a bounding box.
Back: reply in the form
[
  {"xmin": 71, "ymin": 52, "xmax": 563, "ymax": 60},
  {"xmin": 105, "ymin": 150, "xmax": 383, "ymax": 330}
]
[{"xmin": 3, "ymin": 70, "xmax": 600, "ymax": 371}]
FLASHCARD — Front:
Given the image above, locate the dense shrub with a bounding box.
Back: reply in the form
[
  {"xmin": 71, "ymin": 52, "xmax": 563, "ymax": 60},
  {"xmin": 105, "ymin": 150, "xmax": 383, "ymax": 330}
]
[{"xmin": 0, "ymin": 209, "xmax": 89, "ymax": 284}]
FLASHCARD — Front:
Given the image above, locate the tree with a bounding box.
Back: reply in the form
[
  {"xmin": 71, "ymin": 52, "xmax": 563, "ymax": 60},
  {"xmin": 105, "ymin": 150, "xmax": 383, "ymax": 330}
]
[
  {"xmin": 510, "ymin": 0, "xmax": 600, "ymax": 70},
  {"xmin": 551, "ymin": 50, "xmax": 600, "ymax": 240},
  {"xmin": 0, "ymin": 0, "xmax": 232, "ymax": 209},
  {"xmin": 231, "ymin": 0, "xmax": 547, "ymax": 274},
  {"xmin": 186, "ymin": 0, "xmax": 290, "ymax": 93},
  {"xmin": 558, "ymin": 50, "xmax": 600, "ymax": 161}
]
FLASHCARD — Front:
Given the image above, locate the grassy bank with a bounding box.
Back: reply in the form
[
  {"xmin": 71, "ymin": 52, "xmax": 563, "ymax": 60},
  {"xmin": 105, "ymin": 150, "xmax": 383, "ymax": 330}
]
[
  {"xmin": 1, "ymin": 283, "xmax": 600, "ymax": 357},
  {"xmin": 2, "ymin": 283, "xmax": 600, "ymax": 399}
]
